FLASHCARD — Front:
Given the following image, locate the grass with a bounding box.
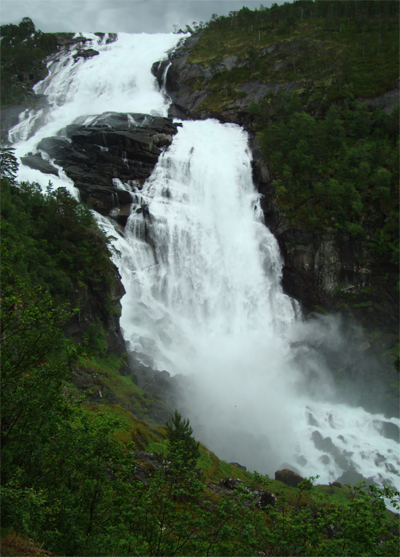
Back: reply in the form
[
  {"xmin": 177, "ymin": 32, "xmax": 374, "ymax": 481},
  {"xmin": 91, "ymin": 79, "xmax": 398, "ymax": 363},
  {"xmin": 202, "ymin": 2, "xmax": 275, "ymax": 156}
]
[
  {"xmin": 0, "ymin": 530, "xmax": 56, "ymax": 556},
  {"xmin": 77, "ymin": 354, "xmax": 168, "ymax": 426},
  {"xmin": 84, "ymin": 404, "xmax": 164, "ymax": 449}
]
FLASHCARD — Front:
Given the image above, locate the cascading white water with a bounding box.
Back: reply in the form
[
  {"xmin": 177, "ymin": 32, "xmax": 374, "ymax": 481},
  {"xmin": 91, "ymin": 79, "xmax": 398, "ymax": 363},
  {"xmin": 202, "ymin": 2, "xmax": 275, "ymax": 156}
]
[
  {"xmin": 8, "ymin": 32, "xmax": 399, "ymax": 495},
  {"xmin": 114, "ymin": 120, "xmax": 298, "ymax": 368},
  {"xmin": 10, "ymin": 32, "xmax": 183, "ymax": 192}
]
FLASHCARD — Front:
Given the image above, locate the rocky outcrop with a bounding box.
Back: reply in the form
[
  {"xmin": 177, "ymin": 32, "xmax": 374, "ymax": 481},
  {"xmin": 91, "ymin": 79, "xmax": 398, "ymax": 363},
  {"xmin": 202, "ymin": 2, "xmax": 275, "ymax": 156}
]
[
  {"xmin": 311, "ymin": 431, "xmax": 353, "ymax": 470},
  {"xmin": 22, "ymin": 112, "xmax": 180, "ymax": 225},
  {"xmin": 73, "ymin": 48, "xmax": 100, "ymax": 61},
  {"xmin": 275, "ymin": 469, "xmax": 305, "ymax": 488},
  {"xmin": 364, "ymin": 79, "xmax": 400, "ymax": 116},
  {"xmin": 63, "ymin": 262, "xmax": 126, "ymax": 355},
  {"xmin": 153, "ymin": 35, "xmax": 300, "ymax": 125},
  {"xmin": 211, "ymin": 476, "xmax": 278, "ymax": 508}
]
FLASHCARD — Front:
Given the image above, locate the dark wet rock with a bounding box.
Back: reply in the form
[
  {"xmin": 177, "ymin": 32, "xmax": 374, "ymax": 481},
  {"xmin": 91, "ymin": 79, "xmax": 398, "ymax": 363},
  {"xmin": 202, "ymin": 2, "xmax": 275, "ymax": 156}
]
[
  {"xmin": 73, "ymin": 48, "xmax": 100, "ymax": 60},
  {"xmin": 275, "ymin": 469, "xmax": 304, "ymax": 488},
  {"xmin": 133, "ymin": 452, "xmax": 165, "ymax": 483},
  {"xmin": 319, "ymin": 455, "xmax": 330, "ymax": 465},
  {"xmin": 106, "ymin": 34, "xmax": 117, "ymax": 44},
  {"xmin": 71, "ymin": 367, "xmax": 96, "ymax": 390},
  {"xmin": 211, "ymin": 478, "xmax": 278, "ymax": 511},
  {"xmin": 307, "ymin": 412, "xmax": 320, "ymax": 427},
  {"xmin": 335, "ymin": 469, "xmax": 375, "ymax": 486},
  {"xmin": 256, "ymin": 490, "xmax": 277, "ymax": 508},
  {"xmin": 53, "ymin": 32, "xmax": 90, "ymax": 48},
  {"xmin": 125, "ymin": 351, "xmax": 179, "ymax": 417},
  {"xmin": 62, "ymin": 261, "xmax": 125, "ymax": 350},
  {"xmin": 329, "ymin": 481, "xmax": 342, "ymax": 488},
  {"xmin": 296, "ymin": 455, "xmax": 308, "ymax": 466},
  {"xmin": 209, "ymin": 483, "xmax": 232, "ymax": 497},
  {"xmin": 33, "ymin": 112, "xmax": 180, "ymax": 221},
  {"xmin": 230, "ymin": 462, "xmax": 247, "ymax": 471},
  {"xmin": 20, "ymin": 153, "xmax": 59, "ymax": 176},
  {"xmin": 385, "ymin": 463, "xmax": 400, "ymax": 476},
  {"xmin": 311, "ymin": 430, "xmax": 350, "ymax": 469},
  {"xmin": 374, "ymin": 420, "xmax": 400, "ymax": 442},
  {"xmin": 374, "ymin": 453, "xmax": 386, "ymax": 466}
]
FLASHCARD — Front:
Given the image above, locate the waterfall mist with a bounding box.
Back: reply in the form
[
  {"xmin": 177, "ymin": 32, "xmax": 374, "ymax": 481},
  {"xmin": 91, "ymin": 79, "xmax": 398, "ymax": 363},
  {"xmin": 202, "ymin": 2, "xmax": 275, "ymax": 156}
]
[{"xmin": 8, "ymin": 32, "xmax": 399, "ymax": 493}]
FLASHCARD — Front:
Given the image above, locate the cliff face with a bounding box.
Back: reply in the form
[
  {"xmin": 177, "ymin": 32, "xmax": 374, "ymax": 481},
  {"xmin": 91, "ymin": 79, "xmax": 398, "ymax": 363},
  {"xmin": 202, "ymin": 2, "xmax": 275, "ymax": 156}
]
[
  {"xmin": 155, "ymin": 35, "xmax": 399, "ymax": 340},
  {"xmin": 63, "ymin": 262, "xmax": 127, "ymax": 357}
]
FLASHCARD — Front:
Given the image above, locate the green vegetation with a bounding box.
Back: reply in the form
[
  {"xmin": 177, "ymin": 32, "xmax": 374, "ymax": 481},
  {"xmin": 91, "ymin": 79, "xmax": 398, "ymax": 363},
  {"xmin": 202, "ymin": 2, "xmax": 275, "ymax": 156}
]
[
  {"xmin": 186, "ymin": 0, "xmax": 398, "ymax": 255},
  {"xmin": 1, "ymin": 174, "xmax": 116, "ymax": 305},
  {"xmin": 257, "ymin": 91, "xmax": 399, "ymax": 257},
  {"xmin": 0, "ymin": 17, "xmax": 59, "ymax": 107},
  {"xmin": 77, "ymin": 353, "xmax": 167, "ymax": 425},
  {"xmin": 166, "ymin": 410, "xmax": 201, "ymax": 466},
  {"xmin": 188, "ymin": 1, "xmax": 398, "ymax": 111},
  {"xmin": 2, "ymin": 294, "xmax": 399, "ymax": 555}
]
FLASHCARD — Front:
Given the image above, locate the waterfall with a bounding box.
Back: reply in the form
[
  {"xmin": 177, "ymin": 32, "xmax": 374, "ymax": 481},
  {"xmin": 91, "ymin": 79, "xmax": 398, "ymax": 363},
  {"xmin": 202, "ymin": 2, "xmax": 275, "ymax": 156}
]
[{"xmin": 8, "ymin": 32, "xmax": 399, "ymax": 494}]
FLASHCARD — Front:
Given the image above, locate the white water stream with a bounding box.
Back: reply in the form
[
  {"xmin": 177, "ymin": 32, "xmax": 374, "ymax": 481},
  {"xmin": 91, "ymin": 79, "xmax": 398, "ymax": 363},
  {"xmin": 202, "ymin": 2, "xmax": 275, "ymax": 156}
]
[{"xmin": 7, "ymin": 33, "xmax": 399, "ymax": 494}]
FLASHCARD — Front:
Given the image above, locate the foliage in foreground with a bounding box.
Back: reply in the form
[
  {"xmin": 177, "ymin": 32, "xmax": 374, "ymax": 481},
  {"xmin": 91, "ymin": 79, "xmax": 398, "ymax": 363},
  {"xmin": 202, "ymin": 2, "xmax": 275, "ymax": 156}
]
[
  {"xmin": 1, "ymin": 273, "xmax": 399, "ymax": 556},
  {"xmin": 1, "ymin": 175, "xmax": 116, "ymax": 305}
]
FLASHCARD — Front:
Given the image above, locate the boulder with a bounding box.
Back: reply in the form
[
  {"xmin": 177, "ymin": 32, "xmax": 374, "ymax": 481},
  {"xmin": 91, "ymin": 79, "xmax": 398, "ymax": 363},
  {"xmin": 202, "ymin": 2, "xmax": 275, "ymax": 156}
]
[
  {"xmin": 373, "ymin": 420, "xmax": 400, "ymax": 442},
  {"xmin": 229, "ymin": 462, "xmax": 247, "ymax": 471},
  {"xmin": 275, "ymin": 469, "xmax": 304, "ymax": 488},
  {"xmin": 219, "ymin": 477, "xmax": 243, "ymax": 490},
  {"xmin": 256, "ymin": 490, "xmax": 277, "ymax": 507},
  {"xmin": 311, "ymin": 430, "xmax": 351, "ymax": 469},
  {"xmin": 31, "ymin": 112, "xmax": 180, "ymax": 223},
  {"xmin": 21, "ymin": 154, "xmax": 59, "ymax": 176},
  {"xmin": 73, "ymin": 49, "xmax": 100, "ymax": 60}
]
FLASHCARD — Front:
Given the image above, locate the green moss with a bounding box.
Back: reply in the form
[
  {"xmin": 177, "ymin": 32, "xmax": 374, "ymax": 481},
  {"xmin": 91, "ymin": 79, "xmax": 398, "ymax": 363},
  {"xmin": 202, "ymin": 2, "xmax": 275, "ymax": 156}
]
[
  {"xmin": 78, "ymin": 354, "xmax": 167, "ymax": 426},
  {"xmin": 354, "ymin": 300, "xmax": 372, "ymax": 308},
  {"xmin": 83, "ymin": 404, "xmax": 165, "ymax": 449}
]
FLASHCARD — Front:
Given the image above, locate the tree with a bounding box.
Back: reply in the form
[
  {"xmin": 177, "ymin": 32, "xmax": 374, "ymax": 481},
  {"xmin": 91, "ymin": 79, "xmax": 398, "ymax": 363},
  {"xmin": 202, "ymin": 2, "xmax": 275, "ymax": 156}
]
[
  {"xmin": 18, "ymin": 17, "xmax": 35, "ymax": 37},
  {"xmin": 166, "ymin": 410, "xmax": 200, "ymax": 467},
  {"xmin": 0, "ymin": 277, "xmax": 79, "ymax": 462},
  {"xmin": 0, "ymin": 147, "xmax": 19, "ymax": 185}
]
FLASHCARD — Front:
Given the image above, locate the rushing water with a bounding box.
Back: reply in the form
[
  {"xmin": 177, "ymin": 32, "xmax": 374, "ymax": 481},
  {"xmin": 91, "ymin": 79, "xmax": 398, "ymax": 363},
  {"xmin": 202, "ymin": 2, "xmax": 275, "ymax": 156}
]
[{"xmin": 8, "ymin": 32, "xmax": 400, "ymax": 493}]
